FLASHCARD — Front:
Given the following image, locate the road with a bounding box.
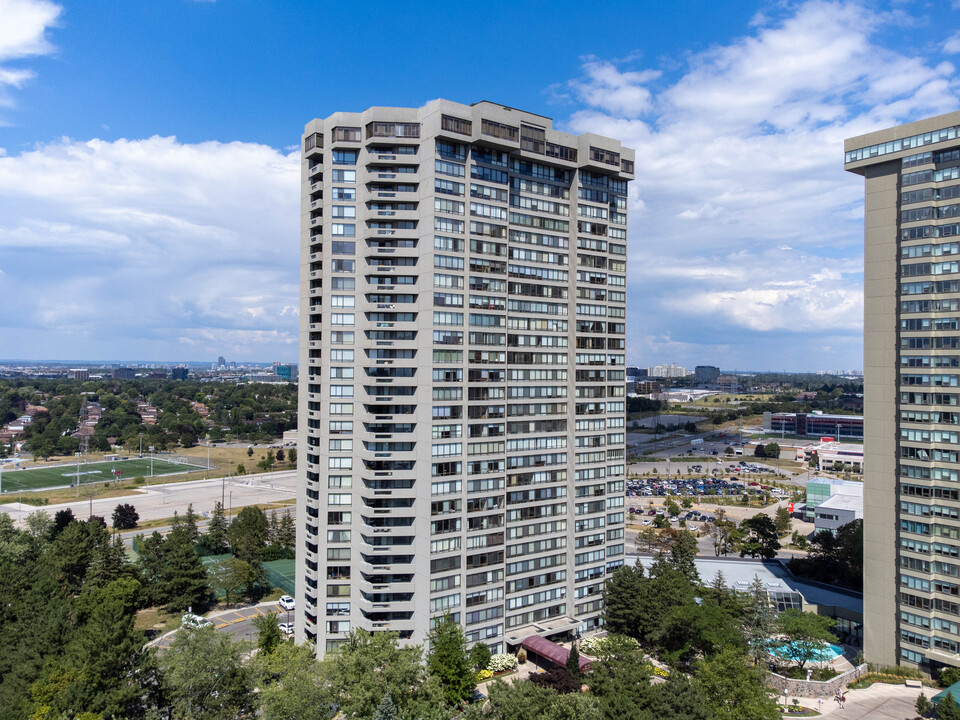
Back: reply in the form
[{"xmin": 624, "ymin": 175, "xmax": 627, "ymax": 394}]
[
  {"xmin": 151, "ymin": 600, "xmax": 291, "ymax": 650},
  {"xmin": 0, "ymin": 470, "xmax": 297, "ymax": 527}
]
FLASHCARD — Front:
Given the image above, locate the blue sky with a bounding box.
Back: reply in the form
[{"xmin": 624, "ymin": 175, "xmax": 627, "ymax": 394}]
[{"xmin": 0, "ymin": 0, "xmax": 959, "ymax": 370}]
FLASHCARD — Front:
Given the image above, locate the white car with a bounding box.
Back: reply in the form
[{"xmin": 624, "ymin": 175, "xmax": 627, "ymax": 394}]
[
  {"xmin": 642, "ymin": 519, "xmax": 652, "ymax": 526},
  {"xmin": 279, "ymin": 621, "xmax": 295, "ymax": 635},
  {"xmin": 181, "ymin": 613, "xmax": 212, "ymax": 630},
  {"xmin": 278, "ymin": 595, "xmax": 295, "ymax": 611}
]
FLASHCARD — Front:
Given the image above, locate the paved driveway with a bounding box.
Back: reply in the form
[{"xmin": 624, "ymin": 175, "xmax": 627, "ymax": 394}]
[
  {"xmin": 151, "ymin": 601, "xmax": 286, "ymax": 650},
  {"xmin": 792, "ymin": 682, "xmax": 927, "ymax": 718}
]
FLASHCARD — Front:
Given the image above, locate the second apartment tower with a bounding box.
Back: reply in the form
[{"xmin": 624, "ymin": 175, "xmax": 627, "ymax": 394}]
[{"xmin": 297, "ymin": 100, "xmax": 633, "ymax": 655}]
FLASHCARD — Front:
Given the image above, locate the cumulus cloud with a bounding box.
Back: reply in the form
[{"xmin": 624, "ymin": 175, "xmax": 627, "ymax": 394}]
[
  {"xmin": 558, "ymin": 0, "xmax": 960, "ymax": 370},
  {"xmin": 0, "ymin": 0, "xmax": 60, "ymax": 107},
  {"xmin": 0, "ymin": 136, "xmax": 300, "ymax": 360}
]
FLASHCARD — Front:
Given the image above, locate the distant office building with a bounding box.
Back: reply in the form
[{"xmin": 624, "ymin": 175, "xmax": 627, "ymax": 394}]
[
  {"xmin": 845, "ymin": 110, "xmax": 960, "ymax": 671},
  {"xmin": 634, "ymin": 380, "xmax": 662, "ymax": 395},
  {"xmin": 804, "ymin": 477, "xmax": 863, "ymax": 520},
  {"xmin": 694, "ymin": 365, "xmax": 720, "ymax": 386},
  {"xmin": 648, "ymin": 363, "xmax": 688, "ymax": 378},
  {"xmin": 795, "ymin": 441, "xmax": 864, "ymax": 472},
  {"xmin": 626, "ymin": 366, "xmax": 648, "ymax": 380},
  {"xmin": 68, "ymin": 369, "xmax": 89, "ymax": 381},
  {"xmin": 112, "ymin": 367, "xmax": 135, "ymax": 380},
  {"xmin": 147, "ymin": 371, "xmax": 168, "ymax": 379},
  {"xmin": 171, "ymin": 367, "xmax": 189, "ymax": 380},
  {"xmin": 297, "ymin": 99, "xmax": 633, "ymax": 657},
  {"xmin": 274, "ymin": 363, "xmax": 299, "ymax": 382},
  {"xmin": 247, "ymin": 373, "xmax": 283, "ymax": 383},
  {"xmin": 764, "ymin": 412, "xmax": 863, "ymax": 440},
  {"xmin": 217, "ymin": 356, "xmax": 226, "ymax": 367}
]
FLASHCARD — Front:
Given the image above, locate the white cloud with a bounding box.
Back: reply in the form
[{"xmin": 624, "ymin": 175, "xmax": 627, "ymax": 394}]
[
  {"xmin": 558, "ymin": 0, "xmax": 960, "ymax": 369},
  {"xmin": 0, "ymin": 0, "xmax": 60, "ymax": 108},
  {"xmin": 0, "ymin": 136, "xmax": 300, "ymax": 360},
  {"xmin": 945, "ymin": 31, "xmax": 960, "ymax": 54}
]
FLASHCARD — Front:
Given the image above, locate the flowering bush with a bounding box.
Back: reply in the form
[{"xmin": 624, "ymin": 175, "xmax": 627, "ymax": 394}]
[
  {"xmin": 653, "ymin": 666, "xmax": 670, "ymax": 677},
  {"xmin": 579, "ymin": 634, "xmax": 640, "ymax": 656},
  {"xmin": 487, "ymin": 653, "xmax": 518, "ymax": 673},
  {"xmin": 477, "ymin": 668, "xmax": 493, "ymax": 681}
]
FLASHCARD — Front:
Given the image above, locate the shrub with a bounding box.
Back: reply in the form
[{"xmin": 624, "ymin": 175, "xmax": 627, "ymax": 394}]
[
  {"xmin": 487, "ymin": 653, "xmax": 517, "ymax": 673},
  {"xmin": 477, "ymin": 669, "xmax": 493, "ymax": 681},
  {"xmin": 579, "ymin": 634, "xmax": 639, "ymax": 656}
]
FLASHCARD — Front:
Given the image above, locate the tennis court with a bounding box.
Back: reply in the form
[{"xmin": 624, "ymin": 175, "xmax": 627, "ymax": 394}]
[
  {"xmin": 264, "ymin": 558, "xmax": 296, "ymax": 596},
  {"xmin": 0, "ymin": 457, "xmax": 207, "ymax": 493}
]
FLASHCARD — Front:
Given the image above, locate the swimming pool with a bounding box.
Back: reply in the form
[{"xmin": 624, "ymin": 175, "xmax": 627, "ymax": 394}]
[{"xmin": 768, "ymin": 641, "xmax": 844, "ymax": 662}]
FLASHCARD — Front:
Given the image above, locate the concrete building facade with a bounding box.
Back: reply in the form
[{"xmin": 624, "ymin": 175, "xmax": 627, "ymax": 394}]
[
  {"xmin": 296, "ymin": 100, "xmax": 633, "ymax": 656},
  {"xmin": 846, "ymin": 111, "xmax": 960, "ymax": 671}
]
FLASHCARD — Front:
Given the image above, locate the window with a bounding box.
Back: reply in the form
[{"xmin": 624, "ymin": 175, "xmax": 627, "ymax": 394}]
[
  {"xmin": 331, "ymin": 169, "xmax": 355, "ymax": 183},
  {"xmin": 331, "ymin": 187, "xmax": 355, "ymax": 201},
  {"xmin": 330, "ymin": 259, "xmax": 355, "ymax": 272},
  {"xmin": 330, "ymin": 385, "xmax": 354, "ymax": 397},
  {"xmin": 332, "ymin": 149, "xmax": 358, "ymax": 165},
  {"xmin": 329, "ymin": 403, "xmax": 353, "ymax": 415},
  {"xmin": 332, "ymin": 206, "xmax": 356, "ymax": 218},
  {"xmin": 441, "ymin": 114, "xmax": 472, "ymax": 135},
  {"xmin": 331, "ymin": 224, "xmax": 356, "ymax": 237}
]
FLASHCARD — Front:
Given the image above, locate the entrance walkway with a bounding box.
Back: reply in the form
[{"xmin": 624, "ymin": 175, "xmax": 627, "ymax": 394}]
[{"xmin": 788, "ymin": 681, "xmax": 928, "ymax": 718}]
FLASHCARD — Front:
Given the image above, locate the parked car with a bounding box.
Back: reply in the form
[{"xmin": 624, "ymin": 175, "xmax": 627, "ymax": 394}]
[
  {"xmin": 279, "ymin": 622, "xmax": 295, "ymax": 635},
  {"xmin": 181, "ymin": 613, "xmax": 212, "ymax": 630},
  {"xmin": 278, "ymin": 595, "xmax": 296, "ymax": 611}
]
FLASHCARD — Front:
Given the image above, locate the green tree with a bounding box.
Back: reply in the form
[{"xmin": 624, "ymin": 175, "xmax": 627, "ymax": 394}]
[
  {"xmin": 776, "ymin": 609, "xmax": 838, "ymax": 669},
  {"xmin": 470, "ymin": 642, "xmax": 492, "ymax": 671},
  {"xmin": 478, "ymin": 679, "xmax": 558, "ymax": 720},
  {"xmin": 204, "ymin": 501, "xmax": 229, "ymax": 555},
  {"xmin": 774, "ymin": 506, "xmax": 791, "ymax": 536},
  {"xmin": 754, "ymin": 443, "xmax": 766, "ymax": 457},
  {"xmin": 24, "ymin": 509, "xmax": 53, "ymax": 541},
  {"xmin": 695, "ymin": 648, "xmax": 781, "ymax": 720},
  {"xmin": 669, "ymin": 529, "xmax": 700, "ymax": 585},
  {"xmin": 247, "ymin": 446, "xmax": 254, "ymax": 458},
  {"xmin": 277, "ymin": 510, "xmax": 296, "ymax": 552},
  {"xmin": 918, "ymin": 692, "xmax": 934, "ymax": 717},
  {"xmin": 603, "ymin": 564, "xmax": 646, "ymax": 639},
  {"xmin": 427, "ymin": 613, "xmax": 476, "ymax": 705},
  {"xmin": 136, "ymin": 531, "xmax": 166, "ymax": 606},
  {"xmin": 159, "ymin": 526, "xmax": 210, "ymax": 613},
  {"xmin": 31, "ymin": 576, "xmax": 150, "ymax": 719},
  {"xmin": 288, "ymin": 448, "xmax": 297, "ymax": 466},
  {"xmin": 939, "ymin": 692, "xmax": 960, "ymax": 720},
  {"xmin": 208, "ymin": 557, "xmax": 256, "ymax": 604},
  {"xmin": 254, "ymin": 612, "xmax": 283, "ymax": 655},
  {"xmin": 741, "ymin": 576, "xmax": 776, "ymax": 666},
  {"xmin": 566, "ymin": 642, "xmax": 581, "ymax": 681},
  {"xmin": 228, "ymin": 506, "xmax": 269, "ymax": 567},
  {"xmin": 373, "ymin": 693, "xmax": 398, "ymax": 720},
  {"xmin": 764, "ymin": 442, "xmax": 781, "ymax": 459},
  {"xmin": 236, "ymin": 463, "xmax": 247, "ymax": 475},
  {"xmin": 160, "ymin": 625, "xmax": 256, "ymax": 720},
  {"xmin": 738, "ymin": 514, "xmax": 781, "ymax": 559},
  {"xmin": 254, "ymin": 642, "xmax": 326, "ymax": 720},
  {"xmin": 316, "ymin": 630, "xmax": 444, "ymax": 719}
]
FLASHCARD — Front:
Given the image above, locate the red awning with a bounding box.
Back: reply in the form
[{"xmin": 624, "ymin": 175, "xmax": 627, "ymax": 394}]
[{"xmin": 521, "ymin": 635, "xmax": 592, "ymax": 672}]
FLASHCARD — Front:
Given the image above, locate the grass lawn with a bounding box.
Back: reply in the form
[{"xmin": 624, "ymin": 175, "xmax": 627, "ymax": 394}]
[
  {"xmin": 134, "ymin": 606, "xmax": 181, "ymax": 636},
  {"xmin": 0, "ymin": 457, "xmax": 207, "ymax": 493}
]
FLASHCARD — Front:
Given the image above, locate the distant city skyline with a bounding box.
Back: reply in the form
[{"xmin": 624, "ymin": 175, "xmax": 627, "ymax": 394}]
[{"xmin": 1, "ymin": 1, "xmax": 959, "ymax": 369}]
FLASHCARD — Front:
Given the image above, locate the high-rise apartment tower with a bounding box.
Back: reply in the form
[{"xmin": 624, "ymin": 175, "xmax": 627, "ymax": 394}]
[
  {"xmin": 846, "ymin": 110, "xmax": 960, "ymax": 671},
  {"xmin": 296, "ymin": 100, "xmax": 633, "ymax": 656}
]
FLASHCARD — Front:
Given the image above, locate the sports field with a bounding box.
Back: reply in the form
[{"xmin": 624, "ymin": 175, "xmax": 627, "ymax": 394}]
[{"xmin": 0, "ymin": 457, "xmax": 207, "ymax": 493}]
